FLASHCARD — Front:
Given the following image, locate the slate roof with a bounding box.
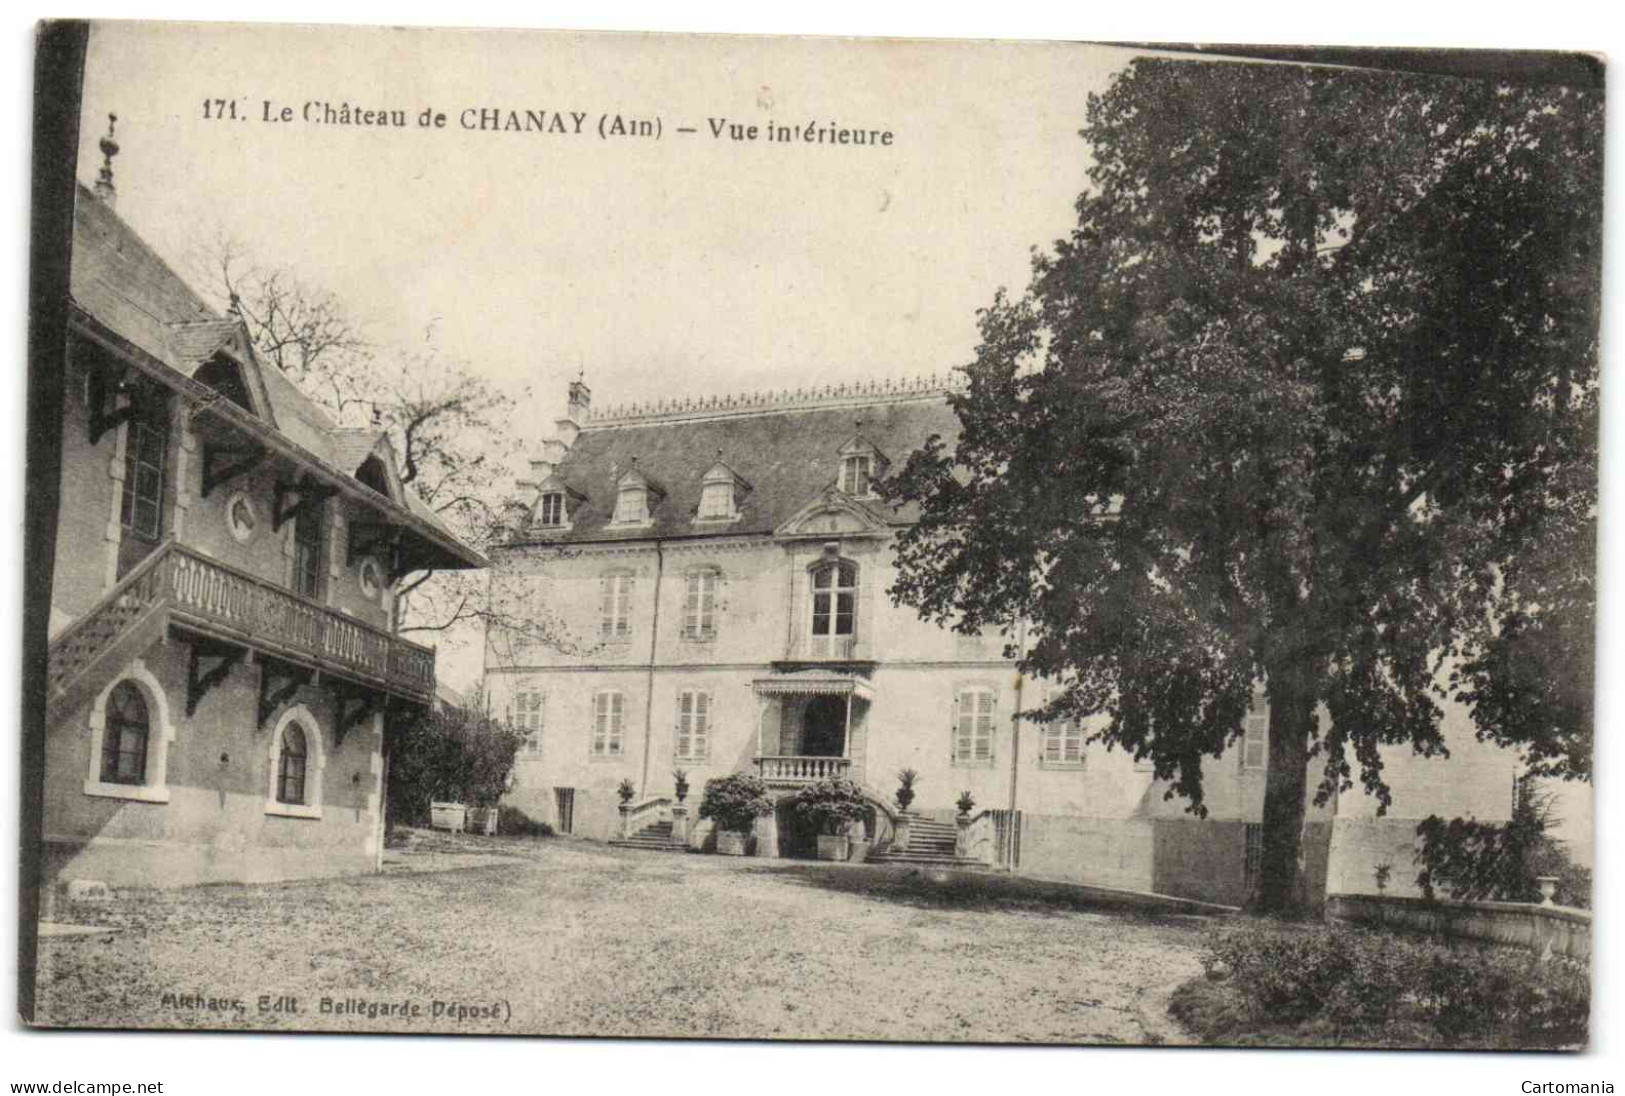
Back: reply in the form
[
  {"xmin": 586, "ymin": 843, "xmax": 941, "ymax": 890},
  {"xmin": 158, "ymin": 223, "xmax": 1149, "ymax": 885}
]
[
  {"xmin": 67, "ymin": 182, "xmax": 483, "ymax": 569},
  {"xmin": 539, "ymin": 395, "xmax": 962, "ymax": 544}
]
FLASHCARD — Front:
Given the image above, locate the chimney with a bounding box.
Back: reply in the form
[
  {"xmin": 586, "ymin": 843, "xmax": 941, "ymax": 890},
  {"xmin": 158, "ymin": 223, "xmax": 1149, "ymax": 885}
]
[
  {"xmin": 567, "ymin": 379, "xmax": 592, "ymax": 426},
  {"xmin": 555, "ymin": 378, "xmax": 592, "ymax": 449},
  {"xmin": 93, "ymin": 113, "xmax": 120, "ymax": 207}
]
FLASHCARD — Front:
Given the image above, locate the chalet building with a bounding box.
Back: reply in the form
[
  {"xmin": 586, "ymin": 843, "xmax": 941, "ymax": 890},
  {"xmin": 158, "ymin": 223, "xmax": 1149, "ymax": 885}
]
[{"xmin": 41, "ymin": 135, "xmax": 485, "ymax": 889}]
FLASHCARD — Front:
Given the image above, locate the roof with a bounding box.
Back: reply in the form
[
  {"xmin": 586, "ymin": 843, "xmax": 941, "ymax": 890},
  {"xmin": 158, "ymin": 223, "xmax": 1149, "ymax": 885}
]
[
  {"xmin": 67, "ymin": 183, "xmax": 485, "ymax": 571},
  {"xmin": 534, "ymin": 393, "xmax": 962, "ymax": 544}
]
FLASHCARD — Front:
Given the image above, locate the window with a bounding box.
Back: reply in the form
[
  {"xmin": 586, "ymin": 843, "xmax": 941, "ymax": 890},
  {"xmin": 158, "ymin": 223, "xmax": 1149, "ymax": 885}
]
[
  {"xmin": 293, "ymin": 502, "xmax": 324, "ymax": 599},
  {"xmin": 1242, "ymin": 711, "xmax": 1268, "ymax": 771},
  {"xmin": 120, "ymin": 413, "xmax": 168, "ymax": 541},
  {"xmin": 277, "ymin": 723, "xmax": 309, "ymax": 804},
  {"xmin": 699, "ymin": 481, "xmax": 734, "ymax": 519},
  {"xmin": 1040, "ymin": 711, "xmax": 1085, "ymax": 768},
  {"xmin": 840, "ymin": 454, "xmax": 873, "ymax": 498},
  {"xmin": 810, "ymin": 561, "xmax": 858, "ymax": 655},
  {"xmin": 266, "ymin": 705, "xmax": 325, "ymax": 818},
  {"xmin": 600, "ymin": 571, "xmax": 633, "ymax": 640},
  {"xmin": 954, "ymin": 686, "xmax": 996, "ymax": 765},
  {"xmin": 511, "ymin": 688, "xmax": 545, "ymax": 753},
  {"xmin": 537, "ymin": 492, "xmax": 565, "ymax": 526},
  {"xmin": 592, "ymin": 691, "xmax": 626, "ymax": 756},
  {"xmin": 675, "ymin": 689, "xmax": 712, "ymax": 760},
  {"xmin": 84, "ymin": 661, "xmax": 173, "ymax": 803},
  {"xmin": 100, "ymin": 681, "xmax": 149, "ymax": 785},
  {"xmin": 683, "ymin": 569, "xmax": 720, "ymax": 640},
  {"xmin": 1244, "ymin": 822, "xmax": 1264, "ymax": 884},
  {"xmin": 613, "ymin": 485, "xmax": 648, "ymax": 525}
]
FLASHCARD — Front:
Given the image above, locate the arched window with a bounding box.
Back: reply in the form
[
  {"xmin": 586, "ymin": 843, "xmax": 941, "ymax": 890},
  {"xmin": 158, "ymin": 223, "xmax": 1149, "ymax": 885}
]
[
  {"xmin": 277, "ymin": 723, "xmax": 309, "ymax": 804},
  {"xmin": 356, "ymin": 456, "xmax": 392, "ymax": 498},
  {"xmin": 100, "ymin": 681, "xmax": 149, "ymax": 785},
  {"xmin": 85, "ymin": 661, "xmax": 174, "ymax": 803},
  {"xmin": 265, "ymin": 704, "xmax": 326, "ymax": 818},
  {"xmin": 809, "ymin": 561, "xmax": 858, "ymax": 656}
]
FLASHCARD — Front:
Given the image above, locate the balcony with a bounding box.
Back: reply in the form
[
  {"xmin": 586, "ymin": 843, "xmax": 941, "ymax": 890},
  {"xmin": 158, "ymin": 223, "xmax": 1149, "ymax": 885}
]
[
  {"xmin": 755, "ymin": 755, "xmax": 851, "ymax": 787},
  {"xmin": 781, "ymin": 634, "xmax": 872, "ymax": 665},
  {"xmin": 48, "ymin": 540, "xmax": 436, "ymax": 719}
]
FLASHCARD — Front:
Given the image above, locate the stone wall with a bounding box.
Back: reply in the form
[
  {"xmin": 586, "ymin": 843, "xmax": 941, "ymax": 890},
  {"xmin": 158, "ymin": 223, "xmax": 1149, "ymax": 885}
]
[{"xmin": 1327, "ymin": 893, "xmax": 1591, "ymax": 962}]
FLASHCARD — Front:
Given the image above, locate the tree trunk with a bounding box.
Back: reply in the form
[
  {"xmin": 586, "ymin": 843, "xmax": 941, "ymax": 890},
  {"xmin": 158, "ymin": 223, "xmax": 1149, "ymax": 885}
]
[{"xmin": 1255, "ymin": 672, "xmax": 1316, "ymax": 913}]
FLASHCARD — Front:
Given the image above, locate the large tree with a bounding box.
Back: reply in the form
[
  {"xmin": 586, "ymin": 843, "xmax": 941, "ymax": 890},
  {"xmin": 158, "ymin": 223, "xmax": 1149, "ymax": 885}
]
[{"xmin": 883, "ymin": 58, "xmax": 1600, "ymax": 911}]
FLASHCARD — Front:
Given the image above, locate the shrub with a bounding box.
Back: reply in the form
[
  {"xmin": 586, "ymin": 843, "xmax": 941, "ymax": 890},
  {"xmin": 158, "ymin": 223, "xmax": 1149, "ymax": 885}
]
[
  {"xmin": 497, "ymin": 805, "xmax": 555, "ymax": 838},
  {"xmin": 1415, "ymin": 773, "xmax": 1592, "ymax": 908},
  {"xmin": 616, "ymin": 778, "xmax": 636, "ymax": 804},
  {"xmin": 1200, "ymin": 920, "xmax": 1589, "ymax": 1045},
  {"xmin": 955, "ymin": 790, "xmax": 976, "ymax": 814},
  {"xmin": 789, "ymin": 777, "xmax": 870, "ymax": 836},
  {"xmin": 388, "ymin": 695, "xmax": 525, "ymax": 827},
  {"xmin": 895, "ymin": 768, "xmax": 919, "ymax": 812},
  {"xmin": 698, "ymin": 773, "xmax": 774, "ymax": 833}
]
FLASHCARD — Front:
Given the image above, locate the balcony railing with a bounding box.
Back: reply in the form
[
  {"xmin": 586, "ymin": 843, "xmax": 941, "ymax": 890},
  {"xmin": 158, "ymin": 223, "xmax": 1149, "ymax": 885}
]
[
  {"xmin": 755, "ymin": 755, "xmax": 852, "ymax": 786},
  {"xmin": 49, "ymin": 539, "xmax": 437, "ymax": 707},
  {"xmin": 786, "ymin": 634, "xmax": 869, "ymax": 661}
]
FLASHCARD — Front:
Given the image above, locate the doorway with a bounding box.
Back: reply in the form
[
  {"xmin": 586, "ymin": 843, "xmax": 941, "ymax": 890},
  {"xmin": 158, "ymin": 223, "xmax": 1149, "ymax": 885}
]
[{"xmin": 802, "ymin": 695, "xmax": 846, "ymax": 757}]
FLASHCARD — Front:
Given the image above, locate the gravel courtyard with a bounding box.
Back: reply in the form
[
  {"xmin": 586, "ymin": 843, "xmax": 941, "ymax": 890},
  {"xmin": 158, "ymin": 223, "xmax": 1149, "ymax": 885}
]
[{"xmin": 33, "ymin": 833, "xmax": 1212, "ymax": 1044}]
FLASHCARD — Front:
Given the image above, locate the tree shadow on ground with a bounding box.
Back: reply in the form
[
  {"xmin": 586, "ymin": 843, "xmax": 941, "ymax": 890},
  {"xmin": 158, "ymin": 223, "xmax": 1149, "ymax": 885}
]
[{"xmin": 740, "ymin": 861, "xmax": 1221, "ymax": 926}]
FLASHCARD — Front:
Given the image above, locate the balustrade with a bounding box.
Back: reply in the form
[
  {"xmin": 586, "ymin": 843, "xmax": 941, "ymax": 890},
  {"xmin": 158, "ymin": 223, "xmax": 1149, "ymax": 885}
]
[
  {"xmin": 754, "ymin": 755, "xmax": 852, "ymax": 785},
  {"xmin": 49, "ymin": 540, "xmax": 437, "ymax": 704}
]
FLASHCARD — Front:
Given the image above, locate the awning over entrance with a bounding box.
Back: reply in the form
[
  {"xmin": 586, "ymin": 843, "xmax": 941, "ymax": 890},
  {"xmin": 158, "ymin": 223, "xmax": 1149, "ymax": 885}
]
[{"xmin": 751, "ymin": 669, "xmax": 873, "ymax": 701}]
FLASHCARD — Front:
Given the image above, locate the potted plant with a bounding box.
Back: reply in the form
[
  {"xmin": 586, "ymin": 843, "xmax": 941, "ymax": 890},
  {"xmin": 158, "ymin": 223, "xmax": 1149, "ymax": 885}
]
[
  {"xmin": 673, "ymin": 769, "xmax": 690, "ymax": 803},
  {"xmin": 465, "ymin": 796, "xmax": 498, "ymax": 836},
  {"xmin": 955, "ymin": 790, "xmax": 976, "ymax": 817},
  {"xmin": 617, "ymin": 778, "xmax": 637, "ymax": 805},
  {"xmin": 895, "ymin": 768, "xmax": 919, "ymax": 813},
  {"xmin": 790, "ymin": 777, "xmax": 871, "ymax": 862},
  {"xmin": 698, "ymin": 773, "xmax": 773, "ymax": 855}
]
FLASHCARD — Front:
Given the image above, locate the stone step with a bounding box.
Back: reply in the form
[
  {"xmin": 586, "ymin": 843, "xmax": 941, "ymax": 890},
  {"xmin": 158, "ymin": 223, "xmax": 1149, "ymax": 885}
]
[
  {"xmin": 608, "ymin": 841, "xmax": 688, "ymax": 853},
  {"xmin": 871, "ymin": 853, "xmax": 989, "ymax": 869}
]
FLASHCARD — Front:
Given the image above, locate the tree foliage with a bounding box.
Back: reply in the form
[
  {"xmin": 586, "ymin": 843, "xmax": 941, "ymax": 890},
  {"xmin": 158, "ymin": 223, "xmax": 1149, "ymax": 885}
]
[
  {"xmin": 883, "ymin": 58, "xmax": 1600, "ymax": 910},
  {"xmin": 1415, "ymin": 775, "xmax": 1591, "ymax": 908},
  {"xmin": 388, "ymin": 693, "xmax": 525, "ymax": 825},
  {"xmin": 190, "ymin": 235, "xmax": 578, "ymax": 655}
]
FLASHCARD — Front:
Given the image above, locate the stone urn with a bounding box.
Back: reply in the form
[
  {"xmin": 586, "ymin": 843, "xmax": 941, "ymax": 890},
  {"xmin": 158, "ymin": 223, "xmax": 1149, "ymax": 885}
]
[{"xmin": 1537, "ymin": 875, "xmax": 1560, "ymax": 906}]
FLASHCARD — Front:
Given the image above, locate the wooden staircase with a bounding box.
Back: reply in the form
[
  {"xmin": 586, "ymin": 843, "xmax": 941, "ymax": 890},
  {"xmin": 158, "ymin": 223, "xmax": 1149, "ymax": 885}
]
[
  {"xmin": 872, "ymin": 815, "xmax": 987, "ymax": 869},
  {"xmin": 609, "ymin": 820, "xmax": 688, "ymax": 853}
]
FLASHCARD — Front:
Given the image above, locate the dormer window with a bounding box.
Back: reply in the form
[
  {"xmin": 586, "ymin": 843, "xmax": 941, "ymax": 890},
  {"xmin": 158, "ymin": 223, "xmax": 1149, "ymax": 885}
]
[
  {"xmin": 538, "ymin": 492, "xmax": 565, "ymax": 527},
  {"xmin": 695, "ymin": 459, "xmax": 750, "ymax": 524},
  {"xmin": 836, "ymin": 434, "xmax": 886, "ymax": 499},
  {"xmin": 609, "ymin": 466, "xmax": 664, "ymax": 528},
  {"xmin": 840, "ymin": 454, "xmax": 873, "ymax": 498},
  {"xmin": 614, "ymin": 484, "xmax": 648, "ymax": 525}
]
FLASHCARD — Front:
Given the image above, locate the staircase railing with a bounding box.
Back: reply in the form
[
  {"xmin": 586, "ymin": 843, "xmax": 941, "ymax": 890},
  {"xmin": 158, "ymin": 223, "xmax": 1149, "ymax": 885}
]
[
  {"xmin": 618, "ymin": 796, "xmax": 672, "ymax": 840},
  {"xmin": 47, "ymin": 539, "xmax": 175, "ymax": 701}
]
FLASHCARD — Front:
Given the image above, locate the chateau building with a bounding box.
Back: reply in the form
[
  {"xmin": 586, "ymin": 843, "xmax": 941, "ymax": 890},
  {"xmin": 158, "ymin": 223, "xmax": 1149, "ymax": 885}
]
[
  {"xmin": 488, "ymin": 375, "xmax": 1522, "ymax": 907},
  {"xmin": 41, "ymin": 135, "xmax": 485, "ymax": 889}
]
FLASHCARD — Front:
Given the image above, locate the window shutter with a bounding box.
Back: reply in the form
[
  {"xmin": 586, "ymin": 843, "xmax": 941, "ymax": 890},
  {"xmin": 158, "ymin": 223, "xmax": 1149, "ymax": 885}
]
[
  {"xmin": 599, "ymin": 577, "xmax": 612, "ymax": 638},
  {"xmin": 953, "ymin": 691, "xmax": 968, "ymax": 763},
  {"xmin": 977, "ymin": 691, "xmax": 995, "ymax": 761},
  {"xmin": 610, "ymin": 693, "xmax": 624, "ymax": 754},
  {"xmin": 695, "ymin": 691, "xmax": 710, "ymax": 759},
  {"xmin": 592, "ymin": 693, "xmax": 606, "ymax": 755},
  {"xmin": 617, "ymin": 576, "xmax": 632, "ymax": 637},
  {"xmin": 684, "ymin": 575, "xmax": 700, "ymax": 639},
  {"xmin": 675, "ymin": 690, "xmax": 691, "ymax": 758}
]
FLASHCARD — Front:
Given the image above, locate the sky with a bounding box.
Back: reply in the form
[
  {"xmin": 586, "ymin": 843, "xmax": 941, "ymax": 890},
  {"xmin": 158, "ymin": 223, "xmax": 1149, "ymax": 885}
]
[{"xmin": 76, "ymin": 24, "xmax": 1129, "ymax": 447}]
